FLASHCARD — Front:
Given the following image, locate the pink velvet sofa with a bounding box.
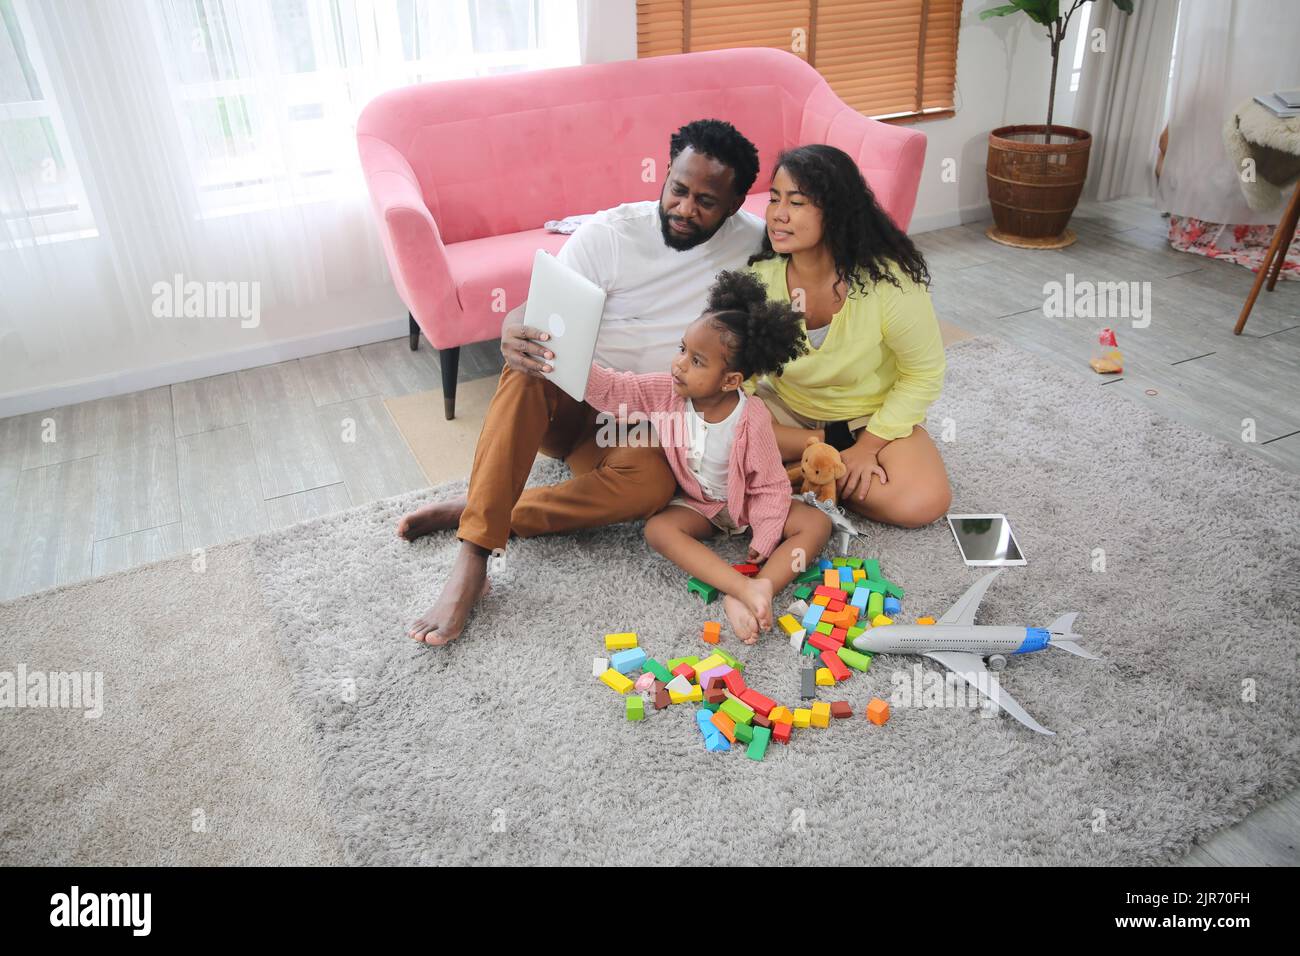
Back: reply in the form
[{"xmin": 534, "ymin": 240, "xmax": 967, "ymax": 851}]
[{"xmin": 357, "ymin": 47, "xmax": 926, "ymax": 418}]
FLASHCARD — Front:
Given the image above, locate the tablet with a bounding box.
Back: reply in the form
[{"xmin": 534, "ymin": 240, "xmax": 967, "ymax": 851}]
[
  {"xmin": 521, "ymin": 249, "xmax": 607, "ymax": 402},
  {"xmin": 947, "ymin": 514, "xmax": 1027, "ymax": 566}
]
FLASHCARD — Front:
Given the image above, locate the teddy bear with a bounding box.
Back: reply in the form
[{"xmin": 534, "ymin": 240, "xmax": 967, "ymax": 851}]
[{"xmin": 791, "ymin": 435, "xmax": 846, "ymax": 505}]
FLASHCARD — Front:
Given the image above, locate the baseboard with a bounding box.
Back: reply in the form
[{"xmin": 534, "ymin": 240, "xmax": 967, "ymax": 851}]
[
  {"xmin": 0, "ymin": 313, "xmax": 410, "ymax": 419},
  {"xmin": 907, "ymin": 203, "xmax": 991, "ymax": 236}
]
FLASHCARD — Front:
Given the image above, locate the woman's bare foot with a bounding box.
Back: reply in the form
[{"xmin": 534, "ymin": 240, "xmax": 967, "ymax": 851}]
[
  {"xmin": 723, "ymin": 593, "xmax": 759, "ymax": 644},
  {"xmin": 397, "ymin": 496, "xmax": 467, "ymax": 541},
  {"xmin": 409, "ymin": 543, "xmax": 490, "ymax": 645}
]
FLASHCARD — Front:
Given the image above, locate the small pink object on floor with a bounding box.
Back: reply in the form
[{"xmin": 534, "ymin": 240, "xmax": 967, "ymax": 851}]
[{"xmin": 634, "ymin": 673, "xmax": 655, "ymax": 693}]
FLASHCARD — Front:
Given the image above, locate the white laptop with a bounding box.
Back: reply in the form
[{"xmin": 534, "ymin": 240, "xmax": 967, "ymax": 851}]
[{"xmin": 522, "ymin": 249, "xmax": 607, "ymax": 402}]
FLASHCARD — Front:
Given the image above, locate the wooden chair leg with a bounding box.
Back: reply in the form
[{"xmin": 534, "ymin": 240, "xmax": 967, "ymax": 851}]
[
  {"xmin": 1234, "ymin": 185, "xmax": 1300, "ymax": 334},
  {"xmin": 439, "ymin": 346, "xmax": 460, "ymax": 420},
  {"xmin": 1264, "ymin": 191, "xmax": 1300, "ymax": 292}
]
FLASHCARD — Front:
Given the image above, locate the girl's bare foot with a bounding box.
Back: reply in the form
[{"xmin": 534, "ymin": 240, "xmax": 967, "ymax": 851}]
[
  {"xmin": 409, "ymin": 544, "xmax": 491, "ymax": 645},
  {"xmin": 723, "ymin": 593, "xmax": 759, "ymax": 644},
  {"xmin": 741, "ymin": 576, "xmax": 775, "ymax": 633},
  {"xmin": 397, "ymin": 496, "xmax": 467, "ymax": 541}
]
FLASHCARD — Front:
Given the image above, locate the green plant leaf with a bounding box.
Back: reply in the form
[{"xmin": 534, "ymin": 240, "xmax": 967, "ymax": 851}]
[
  {"xmin": 979, "ymin": 4, "xmax": 1022, "ymax": 19},
  {"xmin": 1111, "ymin": 0, "xmax": 1135, "ymax": 13}
]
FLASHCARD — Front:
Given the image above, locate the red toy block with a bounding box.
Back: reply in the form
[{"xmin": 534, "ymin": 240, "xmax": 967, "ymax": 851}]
[
  {"xmin": 830, "ymin": 701, "xmax": 853, "ymax": 719},
  {"xmin": 705, "ymin": 687, "xmax": 728, "ymax": 704},
  {"xmin": 807, "ymin": 632, "xmax": 841, "ymax": 654},
  {"xmin": 830, "ymin": 626, "xmax": 847, "ymax": 643},
  {"xmin": 702, "ymin": 621, "xmax": 722, "ymax": 644},
  {"xmin": 814, "ymin": 585, "xmax": 848, "ymax": 602},
  {"xmin": 773, "ymin": 722, "xmax": 792, "ymax": 745},
  {"xmin": 826, "ymin": 599, "xmax": 845, "ymax": 612},
  {"xmin": 821, "ymin": 650, "xmax": 851, "ymax": 682},
  {"xmin": 722, "ymin": 670, "xmax": 747, "ymax": 696},
  {"xmin": 732, "ymin": 563, "xmax": 760, "ymax": 577},
  {"xmin": 739, "ymin": 689, "xmax": 777, "ymax": 717},
  {"xmin": 753, "ymin": 713, "xmax": 772, "ymax": 729},
  {"xmin": 671, "ymin": 663, "xmax": 695, "ymax": 681}
]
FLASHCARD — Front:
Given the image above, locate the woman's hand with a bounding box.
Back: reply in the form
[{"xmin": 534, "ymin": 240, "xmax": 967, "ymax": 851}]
[{"xmin": 838, "ymin": 439, "xmax": 888, "ymax": 503}]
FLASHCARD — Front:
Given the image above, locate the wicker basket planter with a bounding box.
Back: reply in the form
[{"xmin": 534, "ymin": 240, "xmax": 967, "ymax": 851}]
[{"xmin": 985, "ymin": 124, "xmax": 1092, "ymax": 249}]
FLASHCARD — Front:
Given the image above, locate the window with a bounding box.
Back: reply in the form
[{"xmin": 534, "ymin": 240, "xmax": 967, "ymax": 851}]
[
  {"xmin": 636, "ymin": 0, "xmax": 962, "ymax": 122},
  {"xmin": 0, "ymin": 0, "xmax": 95, "ymax": 245}
]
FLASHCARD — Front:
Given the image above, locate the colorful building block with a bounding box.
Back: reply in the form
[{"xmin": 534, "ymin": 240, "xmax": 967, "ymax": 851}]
[
  {"xmin": 883, "ymin": 596, "xmax": 901, "ymax": 616},
  {"xmin": 670, "ymin": 685, "xmax": 703, "ymax": 705},
  {"xmin": 734, "ymin": 722, "xmax": 754, "ymax": 745},
  {"xmin": 866, "ymin": 698, "xmax": 891, "ymax": 726},
  {"xmin": 852, "ymin": 568, "xmax": 866, "ymax": 581},
  {"xmin": 773, "ymin": 721, "xmax": 792, "ymax": 745},
  {"xmin": 719, "ymin": 697, "xmax": 754, "ymax": 726},
  {"xmin": 796, "ymin": 568, "xmax": 823, "ymax": 585},
  {"xmin": 769, "ymin": 706, "xmax": 793, "ymax": 724},
  {"xmin": 863, "ymin": 559, "xmax": 881, "ymax": 580},
  {"xmin": 711, "ymin": 711, "xmax": 737, "ymax": 743},
  {"xmin": 666, "ymin": 656, "xmax": 699, "ymax": 671},
  {"xmin": 714, "ymin": 649, "xmax": 743, "ymax": 670},
  {"xmin": 705, "ymin": 733, "xmax": 731, "ymax": 752},
  {"xmin": 815, "ymin": 667, "xmax": 834, "ymax": 686},
  {"xmin": 634, "ymin": 672, "xmax": 655, "ymax": 692},
  {"xmin": 687, "ymin": 577, "xmax": 719, "ymax": 603},
  {"xmin": 831, "ymin": 557, "xmax": 847, "ymax": 568},
  {"xmin": 778, "ymin": 614, "xmax": 804, "ymax": 639},
  {"xmin": 845, "ymin": 557, "xmax": 864, "ymax": 570},
  {"xmin": 810, "ymin": 701, "xmax": 830, "ymax": 728},
  {"xmin": 830, "ymin": 701, "xmax": 853, "ymax": 719},
  {"xmin": 643, "ymin": 659, "xmax": 672, "ymax": 683},
  {"xmin": 882, "ymin": 580, "xmax": 904, "ymax": 599},
  {"xmin": 698, "ymin": 665, "xmax": 732, "ymax": 690},
  {"xmin": 705, "ymin": 686, "xmax": 728, "ymax": 705},
  {"xmin": 826, "ymin": 598, "xmax": 845, "ymax": 613},
  {"xmin": 747, "ymin": 725, "xmax": 771, "ymax": 761},
  {"xmin": 592, "ymin": 657, "xmax": 608, "ymax": 678},
  {"xmin": 611, "ymin": 647, "xmax": 647, "ymax": 674},
  {"xmin": 671, "ymin": 663, "xmax": 695, "ymax": 682},
  {"xmin": 801, "ymin": 603, "xmax": 825, "ymax": 632},
  {"xmin": 654, "ymin": 685, "xmax": 670, "ymax": 710},
  {"xmin": 722, "ymin": 670, "xmax": 747, "ymax": 696},
  {"xmin": 808, "ymin": 631, "xmax": 842, "ymax": 653},
  {"xmin": 792, "ymin": 708, "xmax": 812, "ymax": 729},
  {"xmin": 785, "ymin": 599, "xmax": 810, "ymax": 619},
  {"xmin": 692, "ymin": 654, "xmax": 725, "ymax": 678},
  {"xmin": 753, "ymin": 713, "xmax": 772, "ymax": 729},
  {"xmin": 604, "ymin": 632, "xmax": 637, "ymax": 651},
  {"xmin": 814, "ymin": 585, "xmax": 848, "ymax": 601},
  {"xmin": 867, "ymin": 591, "xmax": 884, "ymax": 619},
  {"xmin": 702, "ymin": 621, "xmax": 722, "ymax": 644},
  {"xmin": 916, "ymin": 616, "xmax": 936, "ymax": 625},
  {"xmin": 821, "ymin": 650, "xmax": 851, "ymax": 682},
  {"xmin": 850, "ymin": 588, "xmax": 870, "ymax": 612},
  {"xmin": 793, "ymin": 585, "xmax": 814, "ymax": 601},
  {"xmin": 815, "ymin": 622, "xmax": 834, "ymax": 637},
  {"xmin": 817, "ymin": 558, "xmax": 833, "ymax": 570},
  {"xmin": 666, "ymin": 674, "xmax": 693, "ymax": 696},
  {"xmin": 872, "ymin": 614, "xmax": 894, "ymax": 627},
  {"xmin": 800, "ymin": 666, "xmax": 817, "ymax": 699},
  {"xmin": 812, "ymin": 595, "xmax": 829, "ymax": 607},
  {"xmin": 626, "ymin": 695, "xmax": 645, "ymax": 721},
  {"xmin": 600, "ymin": 669, "xmax": 634, "ymax": 694},
  {"xmin": 739, "ymin": 689, "xmax": 777, "ymax": 717},
  {"xmin": 732, "ymin": 563, "xmax": 760, "ymax": 577},
  {"xmin": 837, "ymin": 646, "xmax": 873, "ymax": 672},
  {"xmin": 823, "ymin": 570, "xmax": 840, "ymax": 588}
]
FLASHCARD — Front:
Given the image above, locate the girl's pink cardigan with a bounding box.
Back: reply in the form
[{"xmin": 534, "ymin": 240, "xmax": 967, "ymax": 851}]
[{"xmin": 585, "ymin": 363, "xmax": 792, "ymax": 559}]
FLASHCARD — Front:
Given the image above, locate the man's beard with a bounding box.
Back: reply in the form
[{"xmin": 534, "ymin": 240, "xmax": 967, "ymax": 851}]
[{"xmin": 658, "ymin": 204, "xmax": 724, "ymax": 251}]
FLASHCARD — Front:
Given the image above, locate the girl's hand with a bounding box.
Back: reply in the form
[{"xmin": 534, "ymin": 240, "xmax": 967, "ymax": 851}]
[
  {"xmin": 746, "ymin": 547, "xmax": 762, "ymax": 564},
  {"xmin": 838, "ymin": 444, "xmax": 887, "ymax": 502}
]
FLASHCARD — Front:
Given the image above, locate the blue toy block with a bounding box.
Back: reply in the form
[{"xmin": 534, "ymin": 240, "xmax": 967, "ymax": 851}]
[
  {"xmin": 705, "ymin": 732, "xmax": 731, "ymax": 752},
  {"xmin": 883, "ymin": 596, "xmax": 901, "ymax": 615},
  {"xmin": 817, "ymin": 558, "xmax": 833, "ymax": 570},
  {"xmin": 850, "ymin": 588, "xmax": 870, "ymax": 611},
  {"xmin": 801, "ymin": 603, "xmax": 824, "ymax": 632},
  {"xmin": 610, "ymin": 647, "xmax": 647, "ymax": 674}
]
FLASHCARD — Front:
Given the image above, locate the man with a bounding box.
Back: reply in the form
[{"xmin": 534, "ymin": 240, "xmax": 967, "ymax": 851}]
[{"xmin": 398, "ymin": 119, "xmax": 766, "ymax": 644}]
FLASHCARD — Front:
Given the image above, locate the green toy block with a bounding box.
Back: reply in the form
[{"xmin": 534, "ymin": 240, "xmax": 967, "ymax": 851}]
[
  {"xmin": 847, "ymin": 625, "xmax": 866, "ymax": 639},
  {"xmin": 793, "ymin": 585, "xmax": 813, "ymax": 601},
  {"xmin": 747, "ymin": 725, "xmax": 771, "ymax": 761},
  {"xmin": 816, "ymin": 621, "xmax": 834, "ymax": 636},
  {"xmin": 643, "ymin": 659, "xmax": 672, "ymax": 683},
  {"xmin": 867, "ymin": 591, "xmax": 884, "ymax": 619},
  {"xmin": 734, "ymin": 722, "xmax": 755, "ymax": 744},
  {"xmin": 700, "ymin": 700, "xmax": 721, "ymax": 713},
  {"xmin": 857, "ymin": 578, "xmax": 888, "ymax": 595},
  {"xmin": 666, "ymin": 656, "xmax": 700, "ymax": 671},
  {"xmin": 882, "ymin": 579, "xmax": 904, "ymax": 599},
  {"xmin": 863, "ymin": 559, "xmax": 881, "ymax": 581},
  {"xmin": 719, "ymin": 697, "xmax": 754, "ymax": 725},
  {"xmin": 626, "ymin": 696, "xmax": 645, "ymax": 721},
  {"xmin": 714, "ymin": 650, "xmax": 743, "ymax": 671},
  {"xmin": 841, "ymin": 578, "xmax": 856, "ymax": 597},
  {"xmin": 844, "ymin": 557, "xmax": 864, "ymax": 570},
  {"xmin": 796, "ymin": 568, "xmax": 823, "ymax": 584},
  {"xmin": 800, "ymin": 641, "xmax": 818, "ymax": 657},
  {"xmin": 831, "ymin": 557, "xmax": 847, "ymax": 568},
  {"xmin": 837, "ymin": 646, "xmax": 872, "ymax": 672},
  {"xmin": 687, "ymin": 576, "xmax": 719, "ymax": 603}
]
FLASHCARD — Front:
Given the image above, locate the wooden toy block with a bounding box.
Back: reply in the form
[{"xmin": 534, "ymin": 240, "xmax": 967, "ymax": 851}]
[
  {"xmin": 850, "ymin": 588, "xmax": 870, "ymax": 612},
  {"xmin": 841, "ymin": 578, "xmax": 856, "ymax": 598},
  {"xmin": 817, "ymin": 558, "xmax": 833, "ymax": 570},
  {"xmin": 671, "ymin": 663, "xmax": 695, "ymax": 682},
  {"xmin": 796, "ymin": 568, "xmax": 823, "ymax": 585},
  {"xmin": 611, "ymin": 647, "xmax": 647, "ymax": 674},
  {"xmin": 747, "ymin": 725, "xmax": 771, "ymax": 761},
  {"xmin": 592, "ymin": 657, "xmax": 608, "ymax": 678},
  {"xmin": 785, "ymin": 599, "xmax": 810, "ymax": 618},
  {"xmin": 600, "ymin": 669, "xmax": 634, "ymax": 694},
  {"xmin": 753, "ymin": 713, "xmax": 772, "ymax": 729},
  {"xmin": 882, "ymin": 580, "xmax": 904, "ymax": 599},
  {"xmin": 604, "ymin": 632, "xmax": 638, "ymax": 651},
  {"xmin": 815, "ymin": 667, "xmax": 834, "ymax": 686},
  {"xmin": 800, "ymin": 641, "xmax": 819, "ymax": 657},
  {"xmin": 831, "ymin": 557, "xmax": 847, "ymax": 568},
  {"xmin": 626, "ymin": 695, "xmax": 645, "ymax": 721},
  {"xmin": 810, "ymin": 701, "xmax": 830, "ymax": 728},
  {"xmin": 778, "ymin": 614, "xmax": 804, "ymax": 638},
  {"xmin": 634, "ymin": 672, "xmax": 656, "ymax": 693},
  {"xmin": 769, "ymin": 706, "xmax": 793, "ymax": 724},
  {"xmin": 692, "ymin": 653, "xmax": 725, "ymax": 677},
  {"xmin": 714, "ymin": 649, "xmax": 743, "ymax": 670},
  {"xmin": 773, "ymin": 721, "xmax": 792, "ymax": 745},
  {"xmin": 666, "ymin": 674, "xmax": 693, "ymax": 695},
  {"xmin": 863, "ymin": 559, "xmax": 881, "ymax": 580},
  {"xmin": 826, "ymin": 598, "xmax": 845, "ymax": 613},
  {"xmin": 695, "ymin": 709, "xmax": 714, "ymax": 736},
  {"xmin": 857, "ymin": 578, "xmax": 888, "ymax": 595},
  {"xmin": 793, "ymin": 585, "xmax": 814, "ymax": 601},
  {"xmin": 837, "ymin": 646, "xmax": 873, "ymax": 672},
  {"xmin": 847, "ymin": 625, "xmax": 866, "ymax": 639},
  {"xmin": 702, "ymin": 621, "xmax": 722, "ymax": 644},
  {"xmin": 830, "ymin": 701, "xmax": 853, "ymax": 719},
  {"xmin": 829, "ymin": 626, "xmax": 847, "ymax": 644},
  {"xmin": 808, "ymin": 632, "xmax": 841, "ymax": 653},
  {"xmin": 719, "ymin": 697, "xmax": 754, "ymax": 725},
  {"xmin": 654, "ymin": 686, "xmax": 670, "ymax": 710},
  {"xmin": 643, "ymin": 659, "xmax": 672, "ymax": 683},
  {"xmin": 800, "ymin": 604, "xmax": 824, "ymax": 632},
  {"xmin": 732, "ymin": 563, "xmax": 760, "ymax": 577},
  {"xmin": 711, "ymin": 711, "xmax": 738, "ymax": 743},
  {"xmin": 866, "ymin": 698, "xmax": 891, "ymax": 726},
  {"xmin": 845, "ymin": 557, "xmax": 864, "ymax": 569},
  {"xmin": 812, "ymin": 595, "xmax": 829, "ymax": 607},
  {"xmin": 814, "ymin": 584, "xmax": 848, "ymax": 601},
  {"xmin": 883, "ymin": 596, "xmax": 901, "ymax": 615},
  {"xmin": 916, "ymin": 616, "xmax": 936, "ymax": 625},
  {"xmin": 821, "ymin": 650, "xmax": 851, "ymax": 682},
  {"xmin": 670, "ymin": 685, "xmax": 703, "ymax": 705},
  {"xmin": 734, "ymin": 722, "xmax": 754, "ymax": 745},
  {"xmin": 701, "ymin": 700, "xmax": 720, "ymax": 713},
  {"xmin": 789, "ymin": 627, "xmax": 807, "ymax": 652},
  {"xmin": 815, "ymin": 622, "xmax": 834, "ymax": 636},
  {"xmin": 793, "ymin": 708, "xmax": 812, "ymax": 729},
  {"xmin": 800, "ymin": 667, "xmax": 817, "ymax": 699},
  {"xmin": 705, "ymin": 733, "xmax": 731, "ymax": 752},
  {"xmin": 739, "ymin": 689, "xmax": 776, "ymax": 717},
  {"xmin": 705, "ymin": 687, "xmax": 728, "ymax": 704},
  {"xmin": 687, "ymin": 577, "xmax": 720, "ymax": 603},
  {"xmin": 872, "ymin": 614, "xmax": 894, "ymax": 627},
  {"xmin": 852, "ymin": 568, "xmax": 866, "ymax": 581},
  {"xmin": 722, "ymin": 671, "xmax": 747, "ymax": 697},
  {"xmin": 867, "ymin": 591, "xmax": 884, "ymax": 619},
  {"xmin": 666, "ymin": 656, "xmax": 699, "ymax": 671},
  {"xmin": 823, "ymin": 570, "xmax": 839, "ymax": 588},
  {"xmin": 838, "ymin": 567, "xmax": 853, "ymax": 584},
  {"xmin": 699, "ymin": 666, "xmax": 731, "ymax": 690}
]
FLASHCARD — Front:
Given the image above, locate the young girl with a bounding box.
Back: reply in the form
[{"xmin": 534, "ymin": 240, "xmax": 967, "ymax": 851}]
[{"xmin": 584, "ymin": 270, "xmax": 833, "ymax": 643}]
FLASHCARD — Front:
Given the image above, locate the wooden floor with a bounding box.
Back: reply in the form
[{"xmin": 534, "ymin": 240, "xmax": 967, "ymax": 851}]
[{"xmin": 1, "ymin": 197, "xmax": 1296, "ymax": 864}]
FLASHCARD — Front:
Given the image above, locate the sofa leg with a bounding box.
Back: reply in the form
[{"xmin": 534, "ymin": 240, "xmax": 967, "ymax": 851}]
[
  {"xmin": 439, "ymin": 346, "xmax": 460, "ymax": 420},
  {"xmin": 408, "ymin": 312, "xmax": 420, "ymax": 351}
]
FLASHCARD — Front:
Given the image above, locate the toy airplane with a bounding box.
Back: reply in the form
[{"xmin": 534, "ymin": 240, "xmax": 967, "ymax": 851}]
[{"xmin": 850, "ymin": 569, "xmax": 1100, "ymax": 736}]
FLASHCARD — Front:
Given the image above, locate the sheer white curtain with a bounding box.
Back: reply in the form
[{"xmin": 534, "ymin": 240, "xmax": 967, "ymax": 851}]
[{"xmin": 0, "ymin": 0, "xmax": 579, "ymax": 405}]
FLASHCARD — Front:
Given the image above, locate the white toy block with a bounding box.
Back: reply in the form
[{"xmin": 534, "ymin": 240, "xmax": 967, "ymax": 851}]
[{"xmin": 592, "ymin": 656, "xmax": 608, "ymax": 678}]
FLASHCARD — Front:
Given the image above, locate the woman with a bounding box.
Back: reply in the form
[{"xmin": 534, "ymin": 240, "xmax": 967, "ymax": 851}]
[{"xmin": 746, "ymin": 144, "xmax": 951, "ymax": 528}]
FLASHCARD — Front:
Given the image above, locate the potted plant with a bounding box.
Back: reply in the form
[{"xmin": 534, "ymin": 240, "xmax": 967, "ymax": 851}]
[{"xmin": 980, "ymin": 0, "xmax": 1133, "ymax": 248}]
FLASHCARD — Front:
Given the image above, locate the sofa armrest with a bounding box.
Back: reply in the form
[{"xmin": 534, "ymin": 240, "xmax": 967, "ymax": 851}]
[
  {"xmin": 809, "ymin": 98, "xmax": 927, "ymax": 232},
  {"xmin": 357, "ymin": 134, "xmax": 459, "ymax": 339}
]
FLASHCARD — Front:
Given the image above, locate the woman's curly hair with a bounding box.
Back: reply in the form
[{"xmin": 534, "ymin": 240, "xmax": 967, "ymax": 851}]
[
  {"xmin": 703, "ymin": 269, "xmax": 807, "ymax": 379},
  {"xmin": 748, "ymin": 144, "xmax": 930, "ymax": 296}
]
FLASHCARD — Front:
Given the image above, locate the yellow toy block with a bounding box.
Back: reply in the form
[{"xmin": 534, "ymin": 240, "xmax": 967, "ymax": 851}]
[
  {"xmin": 812, "ymin": 595, "xmax": 829, "ymax": 607},
  {"xmin": 823, "ymin": 570, "xmax": 839, "ymax": 588},
  {"xmin": 792, "ymin": 708, "xmax": 812, "ymax": 729},
  {"xmin": 769, "ymin": 706, "xmax": 793, "ymax": 724},
  {"xmin": 872, "ymin": 614, "xmax": 894, "ymax": 627},
  {"xmin": 670, "ymin": 685, "xmax": 704, "ymax": 705},
  {"xmin": 916, "ymin": 616, "xmax": 936, "ymax": 625},
  {"xmin": 692, "ymin": 653, "xmax": 726, "ymax": 679},
  {"xmin": 778, "ymin": 614, "xmax": 803, "ymax": 637},
  {"xmin": 600, "ymin": 668, "xmax": 634, "ymax": 694},
  {"xmin": 604, "ymin": 632, "xmax": 638, "ymax": 651},
  {"xmin": 852, "ymin": 569, "xmax": 866, "ymax": 580},
  {"xmin": 811, "ymin": 701, "xmax": 830, "ymax": 728},
  {"xmin": 815, "ymin": 667, "xmax": 834, "ymax": 686}
]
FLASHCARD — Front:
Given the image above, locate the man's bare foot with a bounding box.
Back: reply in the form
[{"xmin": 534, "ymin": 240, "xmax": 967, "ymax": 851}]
[
  {"xmin": 409, "ymin": 544, "xmax": 490, "ymax": 645},
  {"xmin": 724, "ymin": 593, "xmax": 759, "ymax": 644},
  {"xmin": 397, "ymin": 496, "xmax": 467, "ymax": 542}
]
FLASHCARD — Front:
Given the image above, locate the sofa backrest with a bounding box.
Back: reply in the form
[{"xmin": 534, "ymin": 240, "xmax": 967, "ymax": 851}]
[{"xmin": 358, "ymin": 47, "xmax": 901, "ymax": 245}]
